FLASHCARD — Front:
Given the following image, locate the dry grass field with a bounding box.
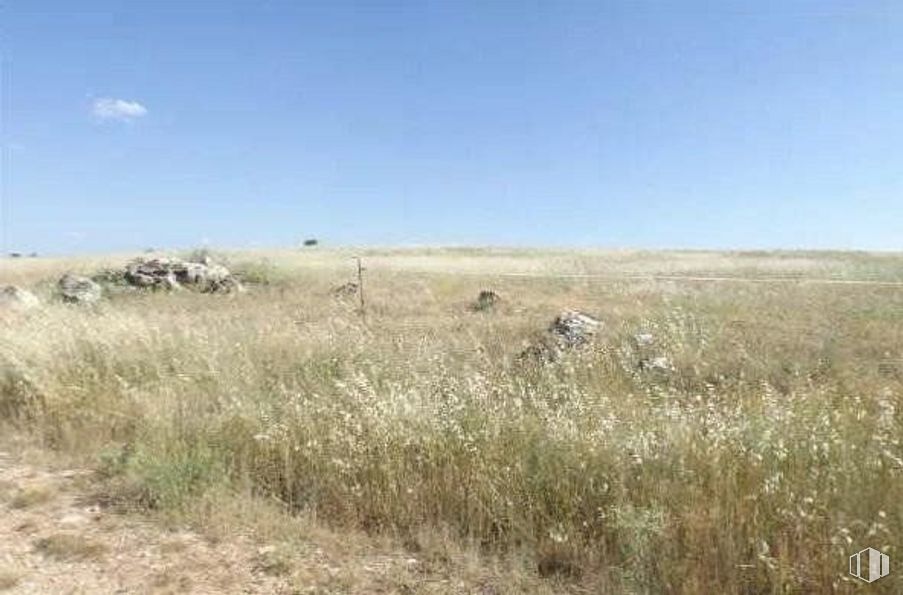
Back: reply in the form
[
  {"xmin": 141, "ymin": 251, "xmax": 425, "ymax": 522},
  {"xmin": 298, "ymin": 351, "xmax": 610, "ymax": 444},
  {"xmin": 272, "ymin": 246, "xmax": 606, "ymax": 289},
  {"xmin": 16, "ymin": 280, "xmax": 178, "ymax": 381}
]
[{"xmin": 1, "ymin": 247, "xmax": 902, "ymax": 593}]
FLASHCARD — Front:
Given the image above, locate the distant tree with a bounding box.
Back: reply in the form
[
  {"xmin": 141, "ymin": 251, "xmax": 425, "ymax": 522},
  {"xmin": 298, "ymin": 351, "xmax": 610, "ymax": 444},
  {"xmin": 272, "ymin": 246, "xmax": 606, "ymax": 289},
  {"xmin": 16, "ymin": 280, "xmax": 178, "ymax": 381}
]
[
  {"xmin": 28, "ymin": 252, "xmax": 38, "ymax": 258},
  {"xmin": 9, "ymin": 252, "xmax": 21, "ymax": 258},
  {"xmin": 303, "ymin": 238, "xmax": 319, "ymax": 247}
]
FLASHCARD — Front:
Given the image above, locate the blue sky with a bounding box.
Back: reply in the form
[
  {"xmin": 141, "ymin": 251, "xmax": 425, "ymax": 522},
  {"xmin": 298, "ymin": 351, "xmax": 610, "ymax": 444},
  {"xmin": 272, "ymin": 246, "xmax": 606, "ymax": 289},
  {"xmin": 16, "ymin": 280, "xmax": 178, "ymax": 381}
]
[{"xmin": 2, "ymin": 1, "xmax": 902, "ymax": 254}]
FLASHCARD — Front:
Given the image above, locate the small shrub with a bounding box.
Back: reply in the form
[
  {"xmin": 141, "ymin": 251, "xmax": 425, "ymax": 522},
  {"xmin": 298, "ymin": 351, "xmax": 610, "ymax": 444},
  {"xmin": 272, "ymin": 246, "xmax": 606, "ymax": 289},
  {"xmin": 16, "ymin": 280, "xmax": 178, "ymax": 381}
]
[
  {"xmin": 120, "ymin": 446, "xmax": 224, "ymax": 510},
  {"xmin": 472, "ymin": 290, "xmax": 500, "ymax": 312},
  {"xmin": 183, "ymin": 247, "xmax": 228, "ymax": 265},
  {"xmin": 91, "ymin": 268, "xmax": 127, "ymax": 284},
  {"xmin": 231, "ymin": 260, "xmax": 279, "ymax": 286},
  {"xmin": 536, "ymin": 541, "xmax": 582, "ymax": 579}
]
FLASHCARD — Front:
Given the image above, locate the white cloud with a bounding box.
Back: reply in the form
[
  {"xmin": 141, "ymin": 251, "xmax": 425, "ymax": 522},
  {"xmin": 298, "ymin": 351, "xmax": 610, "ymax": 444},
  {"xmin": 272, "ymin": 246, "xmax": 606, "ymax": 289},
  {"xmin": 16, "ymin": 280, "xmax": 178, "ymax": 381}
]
[{"xmin": 92, "ymin": 97, "xmax": 147, "ymax": 121}]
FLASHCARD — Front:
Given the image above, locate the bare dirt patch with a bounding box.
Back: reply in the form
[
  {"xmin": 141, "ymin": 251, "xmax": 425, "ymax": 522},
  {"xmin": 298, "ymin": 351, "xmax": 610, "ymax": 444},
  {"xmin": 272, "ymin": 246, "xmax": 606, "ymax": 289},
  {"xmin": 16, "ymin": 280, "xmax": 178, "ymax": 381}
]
[
  {"xmin": 0, "ymin": 449, "xmax": 292, "ymax": 594},
  {"xmin": 0, "ymin": 448, "xmax": 547, "ymax": 594}
]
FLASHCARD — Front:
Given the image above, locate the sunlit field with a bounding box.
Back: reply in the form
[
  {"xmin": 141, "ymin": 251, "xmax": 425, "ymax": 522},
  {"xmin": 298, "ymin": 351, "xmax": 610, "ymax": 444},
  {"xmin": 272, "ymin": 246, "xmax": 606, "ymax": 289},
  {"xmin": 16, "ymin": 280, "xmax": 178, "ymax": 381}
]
[{"xmin": 2, "ymin": 248, "xmax": 902, "ymax": 593}]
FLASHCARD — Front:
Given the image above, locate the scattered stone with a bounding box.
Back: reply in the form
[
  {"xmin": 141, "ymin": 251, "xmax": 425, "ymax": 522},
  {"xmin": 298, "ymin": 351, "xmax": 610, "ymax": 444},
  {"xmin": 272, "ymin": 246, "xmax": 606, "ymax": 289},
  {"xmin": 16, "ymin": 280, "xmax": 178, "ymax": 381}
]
[
  {"xmin": 629, "ymin": 332, "xmax": 674, "ymax": 375},
  {"xmin": 640, "ymin": 356, "xmax": 674, "ymax": 373},
  {"xmin": 58, "ymin": 274, "xmax": 102, "ymax": 304},
  {"xmin": 548, "ymin": 310, "xmax": 601, "ymax": 348},
  {"xmin": 472, "ymin": 290, "xmax": 500, "ymax": 312},
  {"xmin": 634, "ymin": 332, "xmax": 655, "ymax": 347},
  {"xmin": 0, "ymin": 285, "xmax": 40, "ymax": 311},
  {"xmin": 520, "ymin": 310, "xmax": 602, "ymax": 363},
  {"xmin": 332, "ymin": 282, "xmax": 359, "ymax": 299}
]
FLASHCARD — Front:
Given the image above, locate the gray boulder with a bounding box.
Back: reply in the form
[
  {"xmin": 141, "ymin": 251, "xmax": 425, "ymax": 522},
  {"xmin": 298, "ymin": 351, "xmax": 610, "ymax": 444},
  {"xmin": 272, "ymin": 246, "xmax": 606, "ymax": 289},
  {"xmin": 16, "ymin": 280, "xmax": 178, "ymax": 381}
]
[
  {"xmin": 633, "ymin": 332, "xmax": 655, "ymax": 347},
  {"xmin": 125, "ymin": 258, "xmax": 181, "ymax": 289},
  {"xmin": 549, "ymin": 310, "xmax": 601, "ymax": 347},
  {"xmin": 197, "ymin": 263, "xmax": 231, "ymax": 284},
  {"xmin": 58, "ymin": 274, "xmax": 102, "ymax": 304},
  {"xmin": 123, "ymin": 257, "xmax": 243, "ymax": 293},
  {"xmin": 629, "ymin": 332, "xmax": 674, "ymax": 375},
  {"xmin": 520, "ymin": 310, "xmax": 602, "ymax": 363},
  {"xmin": 0, "ymin": 285, "xmax": 40, "ymax": 310},
  {"xmin": 639, "ymin": 356, "xmax": 674, "ymax": 373},
  {"xmin": 174, "ymin": 261, "xmax": 208, "ymax": 285}
]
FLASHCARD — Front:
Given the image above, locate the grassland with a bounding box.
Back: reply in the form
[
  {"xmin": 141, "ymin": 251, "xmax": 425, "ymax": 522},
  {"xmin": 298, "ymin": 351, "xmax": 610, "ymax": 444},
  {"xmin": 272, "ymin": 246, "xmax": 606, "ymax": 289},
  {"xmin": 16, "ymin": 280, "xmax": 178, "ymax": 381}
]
[{"xmin": 1, "ymin": 247, "xmax": 902, "ymax": 593}]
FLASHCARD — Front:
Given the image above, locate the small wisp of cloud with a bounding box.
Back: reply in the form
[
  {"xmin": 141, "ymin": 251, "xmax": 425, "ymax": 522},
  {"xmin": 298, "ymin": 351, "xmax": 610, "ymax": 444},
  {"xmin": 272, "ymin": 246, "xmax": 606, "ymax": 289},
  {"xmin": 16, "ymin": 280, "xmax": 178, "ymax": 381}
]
[{"xmin": 92, "ymin": 97, "xmax": 147, "ymax": 122}]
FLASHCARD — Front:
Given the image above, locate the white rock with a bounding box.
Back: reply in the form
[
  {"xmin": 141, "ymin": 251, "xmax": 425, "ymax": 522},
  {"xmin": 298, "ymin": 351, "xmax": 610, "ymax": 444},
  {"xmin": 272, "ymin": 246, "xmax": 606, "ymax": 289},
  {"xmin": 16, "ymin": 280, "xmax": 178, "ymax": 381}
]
[
  {"xmin": 58, "ymin": 274, "xmax": 102, "ymax": 304},
  {"xmin": 549, "ymin": 310, "xmax": 601, "ymax": 347},
  {"xmin": 634, "ymin": 333, "xmax": 654, "ymax": 347},
  {"xmin": 643, "ymin": 356, "xmax": 674, "ymax": 373},
  {"xmin": 0, "ymin": 285, "xmax": 40, "ymax": 310}
]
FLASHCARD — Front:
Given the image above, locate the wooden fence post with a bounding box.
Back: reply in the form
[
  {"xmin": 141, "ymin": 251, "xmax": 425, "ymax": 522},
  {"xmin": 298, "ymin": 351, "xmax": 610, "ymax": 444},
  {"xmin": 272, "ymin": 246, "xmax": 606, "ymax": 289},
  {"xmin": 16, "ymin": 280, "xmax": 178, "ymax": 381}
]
[{"xmin": 355, "ymin": 256, "xmax": 365, "ymax": 316}]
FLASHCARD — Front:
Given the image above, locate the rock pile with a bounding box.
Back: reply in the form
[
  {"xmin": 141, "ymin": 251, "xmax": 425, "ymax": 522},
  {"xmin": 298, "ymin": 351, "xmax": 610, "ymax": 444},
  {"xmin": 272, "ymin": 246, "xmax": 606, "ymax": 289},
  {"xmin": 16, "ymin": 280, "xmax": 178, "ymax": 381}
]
[
  {"xmin": 520, "ymin": 310, "xmax": 602, "ymax": 363},
  {"xmin": 123, "ymin": 257, "xmax": 243, "ymax": 293},
  {"xmin": 58, "ymin": 274, "xmax": 102, "ymax": 304},
  {"xmin": 548, "ymin": 310, "xmax": 601, "ymax": 347},
  {"xmin": 124, "ymin": 258, "xmax": 182, "ymax": 290},
  {"xmin": 0, "ymin": 285, "xmax": 40, "ymax": 311}
]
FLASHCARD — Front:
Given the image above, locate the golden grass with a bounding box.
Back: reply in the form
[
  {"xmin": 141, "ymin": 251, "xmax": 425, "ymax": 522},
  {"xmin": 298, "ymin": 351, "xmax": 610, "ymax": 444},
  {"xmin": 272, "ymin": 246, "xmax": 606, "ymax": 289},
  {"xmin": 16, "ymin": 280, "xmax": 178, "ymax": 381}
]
[
  {"xmin": 0, "ymin": 570, "xmax": 20, "ymax": 592},
  {"xmin": 2, "ymin": 248, "xmax": 903, "ymax": 593},
  {"xmin": 33, "ymin": 533, "xmax": 108, "ymax": 562},
  {"xmin": 10, "ymin": 485, "xmax": 54, "ymax": 509}
]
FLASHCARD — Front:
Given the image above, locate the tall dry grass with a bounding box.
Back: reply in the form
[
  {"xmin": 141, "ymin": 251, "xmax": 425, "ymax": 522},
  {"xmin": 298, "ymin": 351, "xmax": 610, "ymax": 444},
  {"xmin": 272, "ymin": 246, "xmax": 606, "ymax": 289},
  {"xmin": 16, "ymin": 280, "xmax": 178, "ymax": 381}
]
[{"xmin": 1, "ymin": 249, "xmax": 902, "ymax": 593}]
